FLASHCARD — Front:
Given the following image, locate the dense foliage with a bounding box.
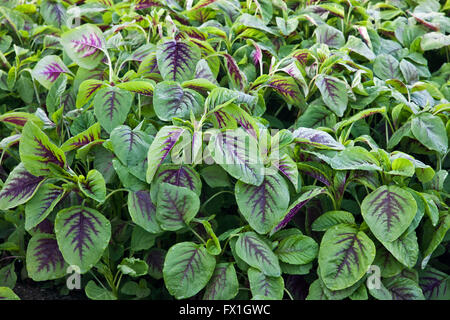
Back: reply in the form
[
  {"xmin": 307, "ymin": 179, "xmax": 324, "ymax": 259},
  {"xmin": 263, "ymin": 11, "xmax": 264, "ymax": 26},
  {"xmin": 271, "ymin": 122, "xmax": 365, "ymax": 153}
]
[{"xmin": 0, "ymin": 0, "xmax": 449, "ymax": 301}]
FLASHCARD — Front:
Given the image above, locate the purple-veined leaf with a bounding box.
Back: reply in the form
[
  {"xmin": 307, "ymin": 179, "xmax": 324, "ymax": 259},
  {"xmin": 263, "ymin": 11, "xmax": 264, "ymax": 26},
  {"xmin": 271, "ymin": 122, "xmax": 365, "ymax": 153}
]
[
  {"xmin": 0, "ymin": 263, "xmax": 16, "ymax": 288},
  {"xmin": 419, "ymin": 267, "xmax": 450, "ymax": 300},
  {"xmin": 26, "ymin": 233, "xmax": 67, "ymax": 281},
  {"xmin": 137, "ymin": 53, "xmax": 160, "ymax": 80},
  {"xmin": 195, "ymin": 59, "xmax": 218, "ymax": 85},
  {"xmin": 191, "ymin": 0, "xmax": 218, "ymax": 10},
  {"xmin": 319, "ymin": 224, "xmax": 376, "ymax": 291},
  {"xmin": 146, "ymin": 126, "xmax": 186, "ymax": 183},
  {"xmin": 222, "ymin": 53, "xmax": 247, "ymax": 91},
  {"xmin": 32, "ymin": 55, "xmax": 71, "ymax": 89},
  {"xmin": 208, "ymin": 128, "xmax": 264, "ymax": 186},
  {"xmin": 373, "ymin": 54, "xmax": 401, "ymax": 81},
  {"xmin": 203, "ymin": 263, "xmax": 239, "ymax": 300},
  {"xmin": 116, "ymin": 80, "xmax": 154, "ymax": 97},
  {"xmin": 0, "ymin": 134, "xmax": 20, "ymax": 153},
  {"xmin": 235, "ymin": 231, "xmax": 281, "ymax": 277},
  {"xmin": 275, "ymin": 234, "xmax": 318, "ymax": 265},
  {"xmin": 31, "ymin": 219, "xmax": 54, "ymax": 235},
  {"xmin": 134, "ymin": 0, "xmax": 162, "ymax": 10},
  {"xmin": 383, "ymin": 276, "xmax": 425, "ymax": 300},
  {"xmin": 113, "ymin": 159, "xmax": 147, "ymax": 192},
  {"xmin": 93, "ymin": 86, "xmax": 133, "ymax": 133},
  {"xmin": 40, "ymin": 0, "xmax": 66, "ymax": 28},
  {"xmin": 361, "ymin": 185, "xmax": 417, "ymax": 242},
  {"xmin": 128, "ymin": 190, "xmax": 162, "ymax": 234},
  {"xmin": 333, "ymin": 107, "xmax": 386, "ymax": 133},
  {"xmin": 0, "ymin": 112, "xmax": 43, "ymax": 128},
  {"xmin": 150, "ymin": 164, "xmax": 202, "ymax": 202},
  {"xmin": 271, "ymin": 187, "xmax": 326, "ymax": 235},
  {"xmin": 205, "ymin": 87, "xmax": 257, "ymax": 110},
  {"xmin": 235, "ymin": 172, "xmax": 290, "ymax": 235},
  {"xmin": 61, "ymin": 122, "xmax": 101, "ymax": 152},
  {"xmin": 156, "ymin": 39, "xmax": 201, "ymax": 82},
  {"xmin": 76, "ymin": 79, "xmax": 105, "ymax": 109},
  {"xmin": 110, "ymin": 125, "xmax": 152, "ymax": 167},
  {"xmin": 248, "ymin": 267, "xmax": 284, "ymax": 300},
  {"xmin": 315, "ymin": 74, "xmax": 348, "ymax": 117},
  {"xmin": 163, "ymin": 242, "xmax": 216, "ymax": 299},
  {"xmin": 373, "ymin": 244, "xmax": 404, "ymax": 278},
  {"xmin": 0, "ymin": 163, "xmax": 45, "ymax": 210},
  {"xmin": 280, "ymin": 60, "xmax": 308, "ymax": 96},
  {"xmin": 182, "ymin": 78, "xmax": 217, "ymax": 96},
  {"xmin": 315, "ymin": 24, "xmax": 345, "ymax": 48},
  {"xmin": 297, "ymin": 162, "xmax": 332, "ymax": 187},
  {"xmin": 145, "ymin": 248, "xmax": 166, "ymax": 279},
  {"xmin": 19, "ymin": 120, "xmax": 66, "ymax": 176},
  {"xmin": 292, "ymin": 49, "xmax": 311, "ymax": 66},
  {"xmin": 271, "ymin": 154, "xmax": 299, "ymax": 191},
  {"xmin": 25, "ymin": 183, "xmax": 64, "ymax": 231},
  {"xmin": 292, "ymin": 127, "xmax": 344, "ymax": 150},
  {"xmin": 153, "ymin": 81, "xmax": 204, "ymax": 121},
  {"xmin": 55, "ymin": 206, "xmax": 111, "ymax": 273},
  {"xmin": 61, "ymin": 24, "xmax": 106, "ymax": 70},
  {"xmin": 267, "ymin": 75, "xmax": 306, "ymax": 108},
  {"xmin": 155, "ymin": 183, "xmax": 200, "ymax": 231},
  {"xmin": 306, "ymin": 279, "xmax": 328, "ymax": 300},
  {"xmin": 78, "ymin": 169, "xmax": 106, "ymax": 203}
]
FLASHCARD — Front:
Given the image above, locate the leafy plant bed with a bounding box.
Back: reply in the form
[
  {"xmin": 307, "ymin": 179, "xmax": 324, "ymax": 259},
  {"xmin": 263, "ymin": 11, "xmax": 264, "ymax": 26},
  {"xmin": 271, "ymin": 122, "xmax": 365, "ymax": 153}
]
[{"xmin": 0, "ymin": 0, "xmax": 449, "ymax": 301}]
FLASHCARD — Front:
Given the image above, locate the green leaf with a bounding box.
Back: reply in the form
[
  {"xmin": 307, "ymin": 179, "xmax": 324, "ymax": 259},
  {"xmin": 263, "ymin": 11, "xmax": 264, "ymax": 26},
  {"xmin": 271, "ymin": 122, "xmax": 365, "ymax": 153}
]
[
  {"xmin": 329, "ymin": 147, "xmax": 381, "ymax": 171},
  {"xmin": 60, "ymin": 24, "xmax": 106, "ymax": 70},
  {"xmin": 312, "ymin": 211, "xmax": 356, "ymax": 231},
  {"xmin": 78, "ymin": 169, "xmax": 106, "ymax": 203},
  {"xmin": 0, "ymin": 287, "xmax": 20, "ymax": 300},
  {"xmin": 248, "ymin": 267, "xmax": 284, "ymax": 300},
  {"xmin": 128, "ymin": 191, "xmax": 162, "ymax": 234},
  {"xmin": 93, "ymin": 86, "xmax": 133, "ymax": 134},
  {"xmin": 315, "ymin": 74, "xmax": 348, "ymax": 117},
  {"xmin": 422, "ymin": 214, "xmax": 450, "ymax": 269},
  {"xmin": 361, "ymin": 185, "xmax": 417, "ymax": 242},
  {"xmin": 235, "ymin": 172, "xmax": 289, "ymax": 235},
  {"xmin": 373, "ymin": 54, "xmax": 401, "ymax": 80},
  {"xmin": 318, "ymin": 224, "xmax": 376, "ymax": 290},
  {"xmin": 156, "ymin": 183, "xmax": 200, "ymax": 231},
  {"xmin": 203, "ymin": 263, "xmax": 239, "ymax": 300},
  {"xmin": 380, "ymin": 231, "xmax": 419, "ymax": 268},
  {"xmin": 32, "ymin": 55, "xmax": 71, "ymax": 90},
  {"xmin": 163, "ymin": 242, "xmax": 216, "ymax": 299},
  {"xmin": 118, "ymin": 258, "xmax": 148, "ymax": 277},
  {"xmin": 153, "ymin": 81, "xmax": 204, "ymax": 121},
  {"xmin": 19, "ymin": 120, "xmax": 66, "ymax": 176},
  {"xmin": 315, "ymin": 24, "xmax": 345, "ymax": 48},
  {"xmin": 85, "ymin": 280, "xmax": 117, "ymax": 300},
  {"xmin": 275, "ymin": 234, "xmax": 318, "ymax": 265},
  {"xmin": 55, "ymin": 206, "xmax": 111, "ymax": 273},
  {"xmin": 235, "ymin": 231, "xmax": 281, "ymax": 277},
  {"xmin": 61, "ymin": 122, "xmax": 101, "ymax": 152},
  {"xmin": 411, "ymin": 113, "xmax": 448, "ymax": 155}
]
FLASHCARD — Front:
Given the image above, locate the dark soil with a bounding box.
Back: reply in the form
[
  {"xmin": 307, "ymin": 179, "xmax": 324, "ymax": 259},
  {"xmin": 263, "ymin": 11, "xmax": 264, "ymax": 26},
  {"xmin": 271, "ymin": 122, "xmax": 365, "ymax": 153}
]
[{"xmin": 13, "ymin": 279, "xmax": 87, "ymax": 300}]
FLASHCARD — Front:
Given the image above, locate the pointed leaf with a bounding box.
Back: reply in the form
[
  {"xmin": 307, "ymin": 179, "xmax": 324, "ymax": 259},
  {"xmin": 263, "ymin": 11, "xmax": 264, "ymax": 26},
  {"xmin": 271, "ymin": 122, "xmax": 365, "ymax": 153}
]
[
  {"xmin": 0, "ymin": 287, "xmax": 20, "ymax": 300},
  {"xmin": 163, "ymin": 242, "xmax": 216, "ymax": 299},
  {"xmin": 315, "ymin": 24, "xmax": 345, "ymax": 48},
  {"xmin": 61, "ymin": 122, "xmax": 101, "ymax": 152},
  {"xmin": 26, "ymin": 233, "xmax": 67, "ymax": 281},
  {"xmin": 55, "ymin": 206, "xmax": 111, "ymax": 273},
  {"xmin": 411, "ymin": 113, "xmax": 448, "ymax": 155},
  {"xmin": 361, "ymin": 185, "xmax": 417, "ymax": 242},
  {"xmin": 25, "ymin": 183, "xmax": 64, "ymax": 231},
  {"xmin": 248, "ymin": 267, "xmax": 284, "ymax": 300},
  {"xmin": 267, "ymin": 75, "xmax": 305, "ymax": 108},
  {"xmin": 32, "ymin": 55, "xmax": 71, "ymax": 90},
  {"xmin": 292, "ymin": 127, "xmax": 344, "ymax": 150},
  {"xmin": 0, "ymin": 163, "xmax": 44, "ymax": 210},
  {"xmin": 110, "ymin": 125, "xmax": 151, "ymax": 167},
  {"xmin": 223, "ymin": 53, "xmax": 247, "ymax": 91},
  {"xmin": 76, "ymin": 80, "xmax": 105, "ymax": 109},
  {"xmin": 78, "ymin": 169, "xmax": 106, "ymax": 203},
  {"xmin": 19, "ymin": 120, "xmax": 66, "ymax": 176},
  {"xmin": 419, "ymin": 267, "xmax": 450, "ymax": 300},
  {"xmin": 315, "ymin": 75, "xmax": 348, "ymax": 117}
]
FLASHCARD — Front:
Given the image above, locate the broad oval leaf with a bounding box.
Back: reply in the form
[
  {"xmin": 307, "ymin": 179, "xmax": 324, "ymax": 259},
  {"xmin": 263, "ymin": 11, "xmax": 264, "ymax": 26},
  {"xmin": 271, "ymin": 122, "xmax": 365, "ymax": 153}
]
[
  {"xmin": 373, "ymin": 54, "xmax": 401, "ymax": 80},
  {"xmin": 315, "ymin": 74, "xmax": 348, "ymax": 117},
  {"xmin": 266, "ymin": 75, "xmax": 305, "ymax": 108},
  {"xmin": 203, "ymin": 263, "xmax": 239, "ymax": 300},
  {"xmin": 55, "ymin": 206, "xmax": 111, "ymax": 273},
  {"xmin": 315, "ymin": 24, "xmax": 345, "ymax": 48},
  {"xmin": 329, "ymin": 146, "xmax": 381, "ymax": 171},
  {"xmin": 19, "ymin": 120, "xmax": 66, "ymax": 176},
  {"xmin": 235, "ymin": 231, "xmax": 281, "ymax": 277},
  {"xmin": 384, "ymin": 276, "xmax": 425, "ymax": 300},
  {"xmin": 380, "ymin": 230, "xmax": 419, "ymax": 268},
  {"xmin": 411, "ymin": 113, "xmax": 448, "ymax": 155},
  {"xmin": 110, "ymin": 125, "xmax": 151, "ymax": 167},
  {"xmin": 25, "ymin": 183, "xmax": 64, "ymax": 231},
  {"xmin": 145, "ymin": 248, "xmax": 166, "ymax": 280},
  {"xmin": 153, "ymin": 81, "xmax": 204, "ymax": 121},
  {"xmin": 60, "ymin": 24, "xmax": 105, "ymax": 70},
  {"xmin": 32, "ymin": 55, "xmax": 71, "ymax": 89},
  {"xmin": 76, "ymin": 80, "xmax": 105, "ymax": 109},
  {"xmin": 318, "ymin": 224, "xmax": 376, "ymax": 290},
  {"xmin": 208, "ymin": 128, "xmax": 264, "ymax": 186},
  {"xmin": 127, "ymin": 190, "xmax": 162, "ymax": 234},
  {"xmin": 156, "ymin": 39, "xmax": 201, "ymax": 82},
  {"xmin": 361, "ymin": 185, "xmax": 417, "ymax": 242},
  {"xmin": 78, "ymin": 169, "xmax": 106, "ymax": 203},
  {"xmin": 419, "ymin": 267, "xmax": 450, "ymax": 300},
  {"xmin": 93, "ymin": 86, "xmax": 133, "ymax": 134},
  {"xmin": 248, "ymin": 267, "xmax": 284, "ymax": 300},
  {"xmin": 26, "ymin": 233, "xmax": 67, "ymax": 281},
  {"xmin": 0, "ymin": 163, "xmax": 44, "ymax": 210},
  {"xmin": 163, "ymin": 242, "xmax": 216, "ymax": 299},
  {"xmin": 275, "ymin": 234, "xmax": 318, "ymax": 265},
  {"xmin": 235, "ymin": 172, "xmax": 290, "ymax": 234},
  {"xmin": 156, "ymin": 183, "xmax": 200, "ymax": 231}
]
